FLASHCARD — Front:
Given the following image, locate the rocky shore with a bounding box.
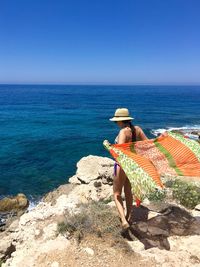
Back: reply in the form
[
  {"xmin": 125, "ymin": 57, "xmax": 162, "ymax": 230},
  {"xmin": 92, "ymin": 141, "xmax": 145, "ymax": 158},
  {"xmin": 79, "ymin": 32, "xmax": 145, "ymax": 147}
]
[
  {"xmin": 172, "ymin": 129, "xmax": 200, "ymax": 142},
  {"xmin": 0, "ymin": 155, "xmax": 200, "ymax": 267}
]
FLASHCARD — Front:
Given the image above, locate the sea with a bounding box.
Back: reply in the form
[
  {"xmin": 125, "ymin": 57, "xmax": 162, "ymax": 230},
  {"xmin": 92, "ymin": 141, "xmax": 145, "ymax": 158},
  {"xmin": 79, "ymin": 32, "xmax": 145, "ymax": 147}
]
[{"xmin": 0, "ymin": 85, "xmax": 200, "ymax": 203}]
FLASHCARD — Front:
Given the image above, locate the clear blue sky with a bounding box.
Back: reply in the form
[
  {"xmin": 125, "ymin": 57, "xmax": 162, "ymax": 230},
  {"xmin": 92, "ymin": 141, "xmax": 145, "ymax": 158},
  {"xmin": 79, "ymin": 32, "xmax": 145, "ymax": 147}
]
[{"xmin": 1, "ymin": 0, "xmax": 200, "ymax": 84}]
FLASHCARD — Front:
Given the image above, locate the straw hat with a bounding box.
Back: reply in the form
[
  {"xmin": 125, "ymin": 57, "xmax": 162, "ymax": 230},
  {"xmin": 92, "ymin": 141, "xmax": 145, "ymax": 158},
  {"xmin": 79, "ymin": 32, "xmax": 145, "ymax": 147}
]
[{"xmin": 109, "ymin": 108, "xmax": 134, "ymax": 122}]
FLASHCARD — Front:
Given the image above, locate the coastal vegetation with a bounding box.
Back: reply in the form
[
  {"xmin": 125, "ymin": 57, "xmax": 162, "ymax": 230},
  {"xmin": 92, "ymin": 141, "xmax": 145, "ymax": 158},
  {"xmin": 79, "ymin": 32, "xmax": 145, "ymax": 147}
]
[
  {"xmin": 148, "ymin": 179, "xmax": 200, "ymax": 209},
  {"xmin": 147, "ymin": 188, "xmax": 167, "ymax": 202},
  {"xmin": 57, "ymin": 201, "xmax": 131, "ymax": 251},
  {"xmin": 168, "ymin": 179, "xmax": 200, "ymax": 209}
]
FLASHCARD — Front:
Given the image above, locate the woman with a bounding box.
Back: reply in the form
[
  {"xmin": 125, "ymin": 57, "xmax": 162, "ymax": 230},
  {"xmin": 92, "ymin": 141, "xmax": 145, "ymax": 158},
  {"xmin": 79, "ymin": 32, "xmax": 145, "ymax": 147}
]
[{"xmin": 109, "ymin": 108, "xmax": 148, "ymax": 229}]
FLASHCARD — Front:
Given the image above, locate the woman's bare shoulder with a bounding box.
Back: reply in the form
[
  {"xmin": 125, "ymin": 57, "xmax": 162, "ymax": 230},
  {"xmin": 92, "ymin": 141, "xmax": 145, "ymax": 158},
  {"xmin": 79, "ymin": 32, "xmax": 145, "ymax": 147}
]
[
  {"xmin": 119, "ymin": 128, "xmax": 127, "ymax": 134},
  {"xmin": 134, "ymin": 125, "xmax": 142, "ymax": 131},
  {"xmin": 120, "ymin": 127, "xmax": 131, "ymax": 134},
  {"xmin": 118, "ymin": 128, "xmax": 130, "ymax": 139}
]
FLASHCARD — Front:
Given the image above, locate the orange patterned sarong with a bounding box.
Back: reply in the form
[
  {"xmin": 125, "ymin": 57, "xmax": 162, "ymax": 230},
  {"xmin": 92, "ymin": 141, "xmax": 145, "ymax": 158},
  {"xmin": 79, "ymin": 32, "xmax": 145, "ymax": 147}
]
[{"xmin": 103, "ymin": 132, "xmax": 200, "ymax": 202}]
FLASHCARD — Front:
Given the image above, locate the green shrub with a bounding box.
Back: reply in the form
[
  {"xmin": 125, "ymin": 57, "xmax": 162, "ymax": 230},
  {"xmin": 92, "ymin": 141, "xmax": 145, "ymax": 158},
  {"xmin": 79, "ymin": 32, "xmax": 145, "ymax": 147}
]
[
  {"xmin": 169, "ymin": 179, "xmax": 200, "ymax": 209},
  {"xmin": 147, "ymin": 188, "xmax": 167, "ymax": 202},
  {"xmin": 99, "ymin": 196, "xmax": 113, "ymax": 204}
]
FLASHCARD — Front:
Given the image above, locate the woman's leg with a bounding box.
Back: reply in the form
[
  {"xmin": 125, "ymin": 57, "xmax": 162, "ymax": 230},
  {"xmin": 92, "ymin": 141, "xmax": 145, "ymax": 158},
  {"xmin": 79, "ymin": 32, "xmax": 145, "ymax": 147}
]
[
  {"xmin": 113, "ymin": 165, "xmax": 129, "ymax": 227},
  {"xmin": 124, "ymin": 178, "xmax": 133, "ymax": 222}
]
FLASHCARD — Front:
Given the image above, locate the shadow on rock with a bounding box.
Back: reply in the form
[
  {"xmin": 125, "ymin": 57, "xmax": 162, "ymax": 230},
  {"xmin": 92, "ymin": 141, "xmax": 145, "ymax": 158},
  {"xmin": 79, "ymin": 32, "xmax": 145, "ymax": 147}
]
[{"xmin": 128, "ymin": 204, "xmax": 200, "ymax": 250}]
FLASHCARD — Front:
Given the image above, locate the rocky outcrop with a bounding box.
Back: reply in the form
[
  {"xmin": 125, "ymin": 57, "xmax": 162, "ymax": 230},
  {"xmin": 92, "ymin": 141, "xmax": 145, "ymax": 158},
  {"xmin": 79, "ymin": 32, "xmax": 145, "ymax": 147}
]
[
  {"xmin": 129, "ymin": 204, "xmax": 200, "ymax": 250},
  {"xmin": 0, "ymin": 156, "xmax": 114, "ymax": 266},
  {"xmin": 172, "ymin": 129, "xmax": 200, "ymax": 142},
  {"xmin": 69, "ymin": 155, "xmax": 114, "ymax": 185},
  {"xmin": 43, "ymin": 184, "xmax": 75, "ymax": 205},
  {"xmin": 0, "ymin": 194, "xmax": 29, "ymax": 232},
  {"xmin": 0, "ymin": 194, "xmax": 29, "ymax": 212},
  {"xmin": 42, "ymin": 155, "xmax": 114, "ymax": 207},
  {"xmin": 0, "ymin": 155, "xmax": 200, "ymax": 267}
]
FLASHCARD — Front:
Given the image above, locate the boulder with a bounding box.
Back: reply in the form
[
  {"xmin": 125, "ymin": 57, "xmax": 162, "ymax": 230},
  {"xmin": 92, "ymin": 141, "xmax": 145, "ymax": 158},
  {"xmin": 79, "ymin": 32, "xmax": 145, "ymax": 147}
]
[
  {"xmin": 74, "ymin": 155, "xmax": 114, "ymax": 184},
  {"xmin": 0, "ymin": 194, "xmax": 29, "ymax": 212},
  {"xmin": 66, "ymin": 156, "xmax": 114, "ymax": 202},
  {"xmin": 0, "ymin": 194, "xmax": 29, "ymax": 232}
]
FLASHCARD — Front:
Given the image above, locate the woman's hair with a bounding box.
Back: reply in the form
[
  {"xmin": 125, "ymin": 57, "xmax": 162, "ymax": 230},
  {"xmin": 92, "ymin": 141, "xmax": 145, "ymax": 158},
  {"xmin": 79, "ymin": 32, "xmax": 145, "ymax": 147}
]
[
  {"xmin": 121, "ymin": 120, "xmax": 133, "ymax": 127},
  {"xmin": 121, "ymin": 120, "xmax": 135, "ymax": 131}
]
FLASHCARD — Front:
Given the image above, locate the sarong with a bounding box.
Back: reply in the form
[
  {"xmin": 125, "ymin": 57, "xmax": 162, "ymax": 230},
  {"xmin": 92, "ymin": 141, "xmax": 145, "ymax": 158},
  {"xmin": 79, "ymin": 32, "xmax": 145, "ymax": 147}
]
[{"xmin": 103, "ymin": 132, "xmax": 200, "ymax": 202}]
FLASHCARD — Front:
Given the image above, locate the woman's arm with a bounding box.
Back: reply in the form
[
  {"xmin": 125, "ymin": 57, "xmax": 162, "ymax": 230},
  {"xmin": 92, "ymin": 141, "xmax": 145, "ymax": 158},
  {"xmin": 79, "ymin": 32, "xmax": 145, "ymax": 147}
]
[{"xmin": 118, "ymin": 129, "xmax": 127, "ymax": 144}]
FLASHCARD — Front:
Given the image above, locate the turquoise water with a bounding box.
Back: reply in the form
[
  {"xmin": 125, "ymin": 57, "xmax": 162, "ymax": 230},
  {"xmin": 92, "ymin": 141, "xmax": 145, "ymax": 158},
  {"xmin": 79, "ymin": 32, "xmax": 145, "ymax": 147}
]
[{"xmin": 0, "ymin": 85, "xmax": 200, "ymax": 200}]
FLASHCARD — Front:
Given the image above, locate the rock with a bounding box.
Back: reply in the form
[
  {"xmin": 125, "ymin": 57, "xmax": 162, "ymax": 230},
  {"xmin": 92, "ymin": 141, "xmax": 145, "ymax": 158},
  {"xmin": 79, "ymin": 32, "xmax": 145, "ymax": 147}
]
[
  {"xmin": 0, "ymin": 213, "xmax": 8, "ymax": 230},
  {"xmin": 64, "ymin": 156, "xmax": 114, "ymax": 203},
  {"xmin": 0, "ymin": 236, "xmax": 15, "ymax": 261},
  {"xmin": 0, "ymin": 194, "xmax": 29, "ymax": 212},
  {"xmin": 0, "ymin": 211, "xmax": 20, "ymax": 232},
  {"xmin": 68, "ymin": 175, "xmax": 81, "ymax": 184},
  {"xmin": 147, "ymin": 211, "xmax": 160, "ymax": 219},
  {"xmin": 75, "ymin": 156, "xmax": 114, "ymax": 184},
  {"xmin": 129, "ymin": 204, "xmax": 200, "ymax": 250},
  {"xmin": 195, "ymin": 204, "xmax": 200, "ymax": 211},
  {"xmin": 67, "ymin": 182, "xmax": 112, "ymax": 203},
  {"xmin": 0, "ymin": 194, "xmax": 29, "ymax": 232},
  {"xmin": 43, "ymin": 156, "xmax": 114, "ymax": 206},
  {"xmin": 42, "ymin": 223, "xmax": 57, "ymax": 240},
  {"xmin": 94, "ymin": 181, "xmax": 102, "ymax": 188},
  {"xmin": 43, "ymin": 184, "xmax": 75, "ymax": 205},
  {"xmin": 147, "ymin": 225, "xmax": 169, "ymax": 237},
  {"xmin": 102, "ymin": 176, "xmax": 113, "ymax": 185},
  {"xmin": 191, "ymin": 131, "xmax": 200, "ymax": 136},
  {"xmin": 191, "ymin": 209, "xmax": 200, "ymax": 220},
  {"xmin": 7, "ymin": 219, "xmax": 19, "ymax": 232},
  {"xmin": 82, "ymin": 247, "xmax": 94, "ymax": 256},
  {"xmin": 51, "ymin": 261, "xmax": 60, "ymax": 267},
  {"xmin": 2, "ymin": 236, "xmax": 70, "ymax": 267},
  {"xmin": 171, "ymin": 129, "xmax": 200, "ymax": 141},
  {"xmin": 137, "ymin": 221, "xmax": 148, "ymax": 232},
  {"xmin": 1, "ymin": 155, "xmax": 200, "ymax": 266}
]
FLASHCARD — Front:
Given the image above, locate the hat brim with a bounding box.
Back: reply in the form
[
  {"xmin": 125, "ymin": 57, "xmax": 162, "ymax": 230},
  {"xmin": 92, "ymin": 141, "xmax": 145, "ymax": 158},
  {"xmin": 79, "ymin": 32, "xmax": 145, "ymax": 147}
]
[{"xmin": 109, "ymin": 116, "xmax": 134, "ymax": 122}]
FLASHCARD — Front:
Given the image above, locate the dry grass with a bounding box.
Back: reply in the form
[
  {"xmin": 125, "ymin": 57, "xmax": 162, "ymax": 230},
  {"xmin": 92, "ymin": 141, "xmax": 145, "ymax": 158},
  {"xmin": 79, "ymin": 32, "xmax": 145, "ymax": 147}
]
[{"xmin": 57, "ymin": 201, "xmax": 132, "ymax": 252}]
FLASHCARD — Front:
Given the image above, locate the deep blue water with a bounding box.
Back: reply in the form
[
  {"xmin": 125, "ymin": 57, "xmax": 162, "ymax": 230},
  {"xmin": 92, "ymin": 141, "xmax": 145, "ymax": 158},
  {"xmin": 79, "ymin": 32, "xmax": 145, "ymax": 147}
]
[{"xmin": 0, "ymin": 85, "xmax": 200, "ymax": 200}]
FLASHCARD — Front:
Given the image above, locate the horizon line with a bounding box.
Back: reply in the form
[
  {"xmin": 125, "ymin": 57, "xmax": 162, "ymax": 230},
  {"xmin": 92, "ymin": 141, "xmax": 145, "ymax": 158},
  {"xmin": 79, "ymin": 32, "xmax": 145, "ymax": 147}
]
[{"xmin": 0, "ymin": 82, "xmax": 200, "ymax": 86}]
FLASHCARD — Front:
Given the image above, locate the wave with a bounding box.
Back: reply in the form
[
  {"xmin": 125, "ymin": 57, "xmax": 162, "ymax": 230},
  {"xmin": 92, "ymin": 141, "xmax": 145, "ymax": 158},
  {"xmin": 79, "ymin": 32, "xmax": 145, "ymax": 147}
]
[
  {"xmin": 27, "ymin": 195, "xmax": 42, "ymax": 211},
  {"xmin": 28, "ymin": 200, "xmax": 39, "ymax": 211},
  {"xmin": 151, "ymin": 125, "xmax": 200, "ymax": 140}
]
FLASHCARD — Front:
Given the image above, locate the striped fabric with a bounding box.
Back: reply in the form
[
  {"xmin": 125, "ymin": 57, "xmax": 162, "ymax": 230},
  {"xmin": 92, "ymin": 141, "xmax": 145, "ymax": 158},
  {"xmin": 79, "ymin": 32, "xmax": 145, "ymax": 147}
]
[{"xmin": 103, "ymin": 132, "xmax": 200, "ymax": 202}]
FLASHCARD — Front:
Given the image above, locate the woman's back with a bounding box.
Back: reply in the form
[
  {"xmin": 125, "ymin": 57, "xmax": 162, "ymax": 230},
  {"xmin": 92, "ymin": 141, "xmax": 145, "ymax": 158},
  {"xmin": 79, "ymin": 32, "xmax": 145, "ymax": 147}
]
[{"xmin": 116, "ymin": 125, "xmax": 145, "ymax": 144}]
